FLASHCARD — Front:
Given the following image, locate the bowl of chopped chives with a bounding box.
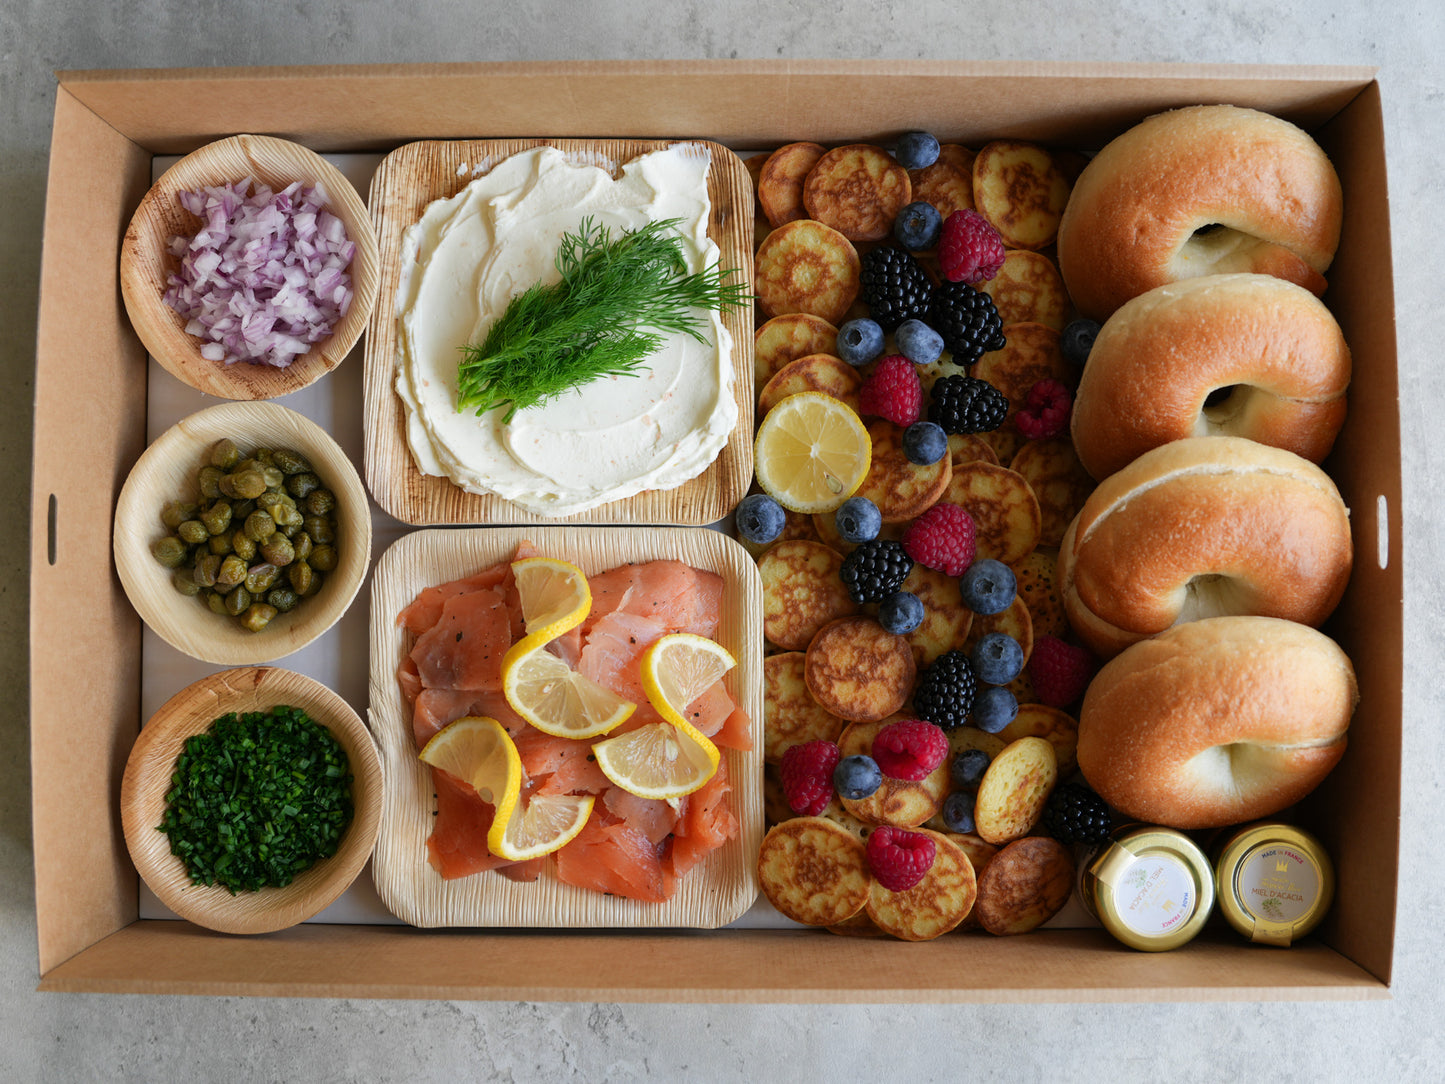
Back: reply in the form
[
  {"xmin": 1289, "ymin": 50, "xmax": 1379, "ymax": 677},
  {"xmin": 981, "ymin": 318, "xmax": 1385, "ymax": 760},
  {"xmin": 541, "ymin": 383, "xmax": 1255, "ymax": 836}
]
[{"xmin": 120, "ymin": 667, "xmax": 382, "ymax": 934}]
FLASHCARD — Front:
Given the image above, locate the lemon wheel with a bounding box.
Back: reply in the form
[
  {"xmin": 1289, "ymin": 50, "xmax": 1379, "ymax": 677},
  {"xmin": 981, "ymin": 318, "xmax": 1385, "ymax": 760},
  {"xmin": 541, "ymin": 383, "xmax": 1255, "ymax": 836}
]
[{"xmin": 753, "ymin": 392, "xmax": 871, "ymax": 514}]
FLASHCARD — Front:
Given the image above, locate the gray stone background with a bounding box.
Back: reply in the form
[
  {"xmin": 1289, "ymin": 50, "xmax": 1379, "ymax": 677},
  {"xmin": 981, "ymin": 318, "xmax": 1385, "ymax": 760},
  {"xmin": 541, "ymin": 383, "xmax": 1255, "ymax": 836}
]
[{"xmin": 4, "ymin": 1, "xmax": 1443, "ymax": 1080}]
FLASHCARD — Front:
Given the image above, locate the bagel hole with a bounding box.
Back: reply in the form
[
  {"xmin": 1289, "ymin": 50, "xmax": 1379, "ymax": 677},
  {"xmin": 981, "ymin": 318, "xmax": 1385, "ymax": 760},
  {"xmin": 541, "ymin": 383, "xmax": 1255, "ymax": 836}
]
[
  {"xmin": 1178, "ymin": 573, "xmax": 1251, "ymax": 622},
  {"xmin": 1201, "ymin": 384, "xmax": 1254, "ymax": 431},
  {"xmin": 1191, "ymin": 223, "xmax": 1226, "ymax": 237}
]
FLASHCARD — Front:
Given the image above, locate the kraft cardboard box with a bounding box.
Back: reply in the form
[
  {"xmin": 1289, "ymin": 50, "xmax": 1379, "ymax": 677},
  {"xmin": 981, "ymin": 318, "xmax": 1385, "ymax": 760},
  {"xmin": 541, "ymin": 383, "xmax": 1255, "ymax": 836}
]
[{"xmin": 30, "ymin": 61, "xmax": 1400, "ymax": 1000}]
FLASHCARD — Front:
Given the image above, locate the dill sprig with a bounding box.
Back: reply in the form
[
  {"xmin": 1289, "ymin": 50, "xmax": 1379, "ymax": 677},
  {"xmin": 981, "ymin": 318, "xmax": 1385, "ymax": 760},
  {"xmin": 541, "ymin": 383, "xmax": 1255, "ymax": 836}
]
[{"xmin": 455, "ymin": 216, "xmax": 751, "ymax": 422}]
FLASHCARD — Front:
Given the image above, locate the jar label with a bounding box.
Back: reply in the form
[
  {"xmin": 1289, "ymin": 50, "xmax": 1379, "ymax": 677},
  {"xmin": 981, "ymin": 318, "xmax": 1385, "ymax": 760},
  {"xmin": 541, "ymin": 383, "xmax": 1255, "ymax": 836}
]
[
  {"xmin": 1114, "ymin": 853, "xmax": 1196, "ymax": 937},
  {"xmin": 1239, "ymin": 845, "xmax": 1320, "ymax": 926}
]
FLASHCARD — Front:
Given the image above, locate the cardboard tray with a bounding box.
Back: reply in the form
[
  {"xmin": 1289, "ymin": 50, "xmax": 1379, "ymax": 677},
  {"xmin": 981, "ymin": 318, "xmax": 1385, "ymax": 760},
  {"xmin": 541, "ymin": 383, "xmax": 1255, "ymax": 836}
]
[{"xmin": 31, "ymin": 61, "xmax": 1400, "ymax": 1001}]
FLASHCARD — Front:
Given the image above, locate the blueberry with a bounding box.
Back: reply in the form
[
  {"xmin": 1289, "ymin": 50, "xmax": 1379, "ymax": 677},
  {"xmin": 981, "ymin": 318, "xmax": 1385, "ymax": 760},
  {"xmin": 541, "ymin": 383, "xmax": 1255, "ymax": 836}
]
[
  {"xmin": 950, "ymin": 748, "xmax": 991, "ymax": 789},
  {"xmin": 940, "ymin": 790, "xmax": 977, "ymax": 834},
  {"xmin": 970, "ymin": 632, "xmax": 1024, "ymax": 685},
  {"xmin": 894, "ymin": 131, "xmax": 941, "ymax": 171},
  {"xmin": 958, "ymin": 558, "xmax": 1016, "ymax": 615},
  {"xmin": 1061, "ymin": 318, "xmax": 1102, "ymax": 367},
  {"xmin": 836, "ymin": 318, "xmax": 885, "ymax": 367},
  {"xmin": 972, "ymin": 686, "xmax": 1019, "ymax": 734},
  {"xmin": 902, "ymin": 421, "xmax": 948, "ymax": 466},
  {"xmin": 895, "ymin": 318, "xmax": 945, "ymax": 366},
  {"xmin": 834, "ymin": 496, "xmax": 882, "ymax": 544},
  {"xmin": 877, "ymin": 590, "xmax": 925, "ymax": 635},
  {"xmin": 893, "ymin": 200, "xmax": 943, "ymax": 251},
  {"xmin": 734, "ymin": 493, "xmax": 786, "ymax": 545},
  {"xmin": 834, "ymin": 755, "xmax": 883, "ymax": 801}
]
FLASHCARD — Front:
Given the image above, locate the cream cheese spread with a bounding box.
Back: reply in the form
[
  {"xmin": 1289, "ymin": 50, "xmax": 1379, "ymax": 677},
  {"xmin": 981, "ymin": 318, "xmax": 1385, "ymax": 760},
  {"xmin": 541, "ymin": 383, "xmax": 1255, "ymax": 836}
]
[{"xmin": 394, "ymin": 144, "xmax": 736, "ymax": 517}]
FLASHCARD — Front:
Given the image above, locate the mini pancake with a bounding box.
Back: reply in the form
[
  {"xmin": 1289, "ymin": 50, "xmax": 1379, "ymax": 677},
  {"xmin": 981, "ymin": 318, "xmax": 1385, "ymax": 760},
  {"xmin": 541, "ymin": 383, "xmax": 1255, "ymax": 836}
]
[
  {"xmin": 805, "ymin": 616, "xmax": 916, "ymax": 723},
  {"xmin": 764, "ymin": 650, "xmax": 847, "ymax": 763},
  {"xmin": 962, "ymin": 594, "xmax": 1034, "ymax": 673},
  {"xmin": 972, "ymin": 140, "xmax": 1072, "ymax": 251},
  {"xmin": 899, "ymin": 563, "xmax": 975, "ymax": 666},
  {"xmin": 1010, "ymin": 438, "xmax": 1093, "ymax": 549},
  {"xmin": 949, "ymin": 432, "xmax": 1000, "ymax": 468},
  {"xmin": 762, "ymin": 763, "xmax": 793, "ymax": 826},
  {"xmin": 943, "ymin": 461, "xmax": 1041, "ymax": 566},
  {"xmin": 865, "ymin": 829, "xmax": 978, "ymax": 941},
  {"xmin": 944, "ymin": 831, "xmax": 999, "ymax": 929},
  {"xmin": 758, "ymin": 539, "xmax": 858, "ymax": 650},
  {"xmin": 758, "ymin": 141, "xmax": 827, "ymax": 229},
  {"xmin": 997, "ymin": 703, "xmax": 1079, "ymax": 778},
  {"xmin": 837, "ymin": 718, "xmax": 949, "ymax": 827},
  {"xmin": 973, "ymin": 835, "xmax": 1075, "ymax": 936},
  {"xmin": 947, "ymin": 726, "xmax": 1009, "ymax": 763},
  {"xmin": 1012, "ymin": 548, "xmax": 1067, "ymax": 639},
  {"xmin": 907, "ymin": 144, "xmax": 977, "ymax": 221},
  {"xmin": 757, "ymin": 817, "xmax": 872, "ymax": 926},
  {"xmin": 826, "ymin": 910, "xmax": 887, "ymax": 937},
  {"xmin": 973, "ymin": 736, "xmax": 1058, "ymax": 845},
  {"xmin": 758, "ymin": 353, "xmax": 862, "ymax": 416},
  {"xmin": 803, "ymin": 144, "xmax": 913, "ymax": 242},
  {"xmin": 755, "ymin": 218, "xmax": 862, "ymax": 326},
  {"xmin": 820, "ymin": 796, "xmax": 877, "ymax": 841},
  {"xmin": 978, "ymin": 250, "xmax": 1070, "ymax": 331},
  {"xmin": 754, "ymin": 312, "xmax": 840, "ymax": 385},
  {"xmin": 972, "ymin": 322, "xmax": 1075, "ymax": 463},
  {"xmin": 852, "ymin": 419, "xmax": 952, "ymax": 523}
]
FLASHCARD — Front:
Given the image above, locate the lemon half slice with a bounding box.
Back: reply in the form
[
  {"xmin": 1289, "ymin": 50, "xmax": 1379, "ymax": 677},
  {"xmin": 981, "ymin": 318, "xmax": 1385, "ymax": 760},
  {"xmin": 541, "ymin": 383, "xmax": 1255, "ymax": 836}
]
[
  {"xmin": 418, "ymin": 716, "xmax": 522, "ymax": 855},
  {"xmin": 493, "ymin": 792, "xmax": 595, "ymax": 861},
  {"xmin": 511, "ymin": 556, "xmax": 593, "ymax": 644},
  {"xmin": 591, "ymin": 719, "xmax": 721, "ymax": 801},
  {"xmin": 640, "ymin": 633, "xmax": 737, "ymax": 729},
  {"xmin": 753, "ymin": 392, "xmax": 871, "ymax": 514},
  {"xmin": 501, "ymin": 640, "xmax": 635, "ymax": 739}
]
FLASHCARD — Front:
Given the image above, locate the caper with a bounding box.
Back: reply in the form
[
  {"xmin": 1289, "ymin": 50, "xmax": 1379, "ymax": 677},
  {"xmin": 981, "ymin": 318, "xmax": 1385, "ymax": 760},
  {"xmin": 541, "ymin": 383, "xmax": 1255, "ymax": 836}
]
[
  {"xmin": 285, "ymin": 472, "xmax": 320, "ymax": 500},
  {"xmin": 305, "ymin": 488, "xmax": 336, "ymax": 516},
  {"xmin": 199, "ymin": 501, "xmax": 233, "ymax": 536},
  {"xmin": 231, "ymin": 498, "xmax": 256, "ymax": 521},
  {"xmin": 301, "ymin": 568, "xmax": 324, "ymax": 598},
  {"xmin": 267, "ymin": 587, "xmax": 300, "ymax": 612},
  {"xmin": 271, "ymin": 501, "xmax": 304, "ymax": 531},
  {"xmin": 160, "ymin": 500, "xmax": 197, "ymax": 530},
  {"xmin": 291, "ymin": 531, "xmax": 313, "ymax": 563},
  {"xmin": 244, "ymin": 562, "xmax": 280, "ymax": 595},
  {"xmin": 230, "ymin": 530, "xmax": 257, "ymax": 562},
  {"xmin": 229, "ymin": 469, "xmax": 268, "ymax": 499},
  {"xmin": 208, "ymin": 533, "xmax": 233, "ymax": 556},
  {"xmin": 205, "ymin": 590, "xmax": 229, "ymax": 615},
  {"xmin": 303, "ymin": 515, "xmax": 335, "ymax": 545},
  {"xmin": 240, "ymin": 603, "xmax": 278, "ymax": 632},
  {"xmin": 224, "ymin": 585, "xmax": 252, "ymax": 616},
  {"xmin": 192, "ymin": 553, "xmax": 221, "ymax": 588},
  {"xmin": 171, "ymin": 570, "xmax": 201, "ymax": 597},
  {"xmin": 151, "ymin": 535, "xmax": 189, "ymax": 568},
  {"xmin": 261, "ymin": 465, "xmax": 285, "ymax": 489},
  {"xmin": 177, "ymin": 519, "xmax": 209, "ymax": 545},
  {"xmin": 216, "ymin": 554, "xmax": 248, "ymax": 588},
  {"xmin": 197, "ymin": 466, "xmax": 224, "ymax": 500},
  {"xmin": 272, "ymin": 448, "xmax": 312, "ymax": 475},
  {"xmin": 307, "ymin": 544, "xmax": 338, "ymax": 572},
  {"xmin": 210, "ymin": 438, "xmax": 240, "ymax": 470},
  {"xmin": 244, "ymin": 510, "xmax": 276, "ymax": 543},
  {"xmin": 288, "ymin": 561, "xmax": 314, "ymax": 596},
  {"xmin": 260, "ymin": 533, "xmax": 295, "ymax": 567}
]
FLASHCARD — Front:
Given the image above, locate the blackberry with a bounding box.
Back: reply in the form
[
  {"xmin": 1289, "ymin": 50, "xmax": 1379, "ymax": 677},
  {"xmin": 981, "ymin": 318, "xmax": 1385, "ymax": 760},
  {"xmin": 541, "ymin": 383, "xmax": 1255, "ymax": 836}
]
[
  {"xmin": 838, "ymin": 539, "xmax": 913, "ymax": 605},
  {"xmin": 1042, "ymin": 783, "xmax": 1113, "ymax": 845},
  {"xmin": 928, "ymin": 280, "xmax": 1006, "ymax": 364},
  {"xmin": 859, "ymin": 247, "xmax": 933, "ymax": 331},
  {"xmin": 928, "ymin": 375, "xmax": 1008, "ymax": 435},
  {"xmin": 912, "ymin": 649, "xmax": 978, "ymax": 731}
]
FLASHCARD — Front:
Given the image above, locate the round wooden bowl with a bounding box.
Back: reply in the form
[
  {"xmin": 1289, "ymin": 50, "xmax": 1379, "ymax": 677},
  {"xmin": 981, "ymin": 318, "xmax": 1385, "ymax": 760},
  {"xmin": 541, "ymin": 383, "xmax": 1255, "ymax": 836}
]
[
  {"xmin": 119, "ymin": 133, "xmax": 379, "ymax": 400},
  {"xmin": 113, "ymin": 401, "xmax": 372, "ymax": 665},
  {"xmin": 121, "ymin": 667, "xmax": 383, "ymax": 935}
]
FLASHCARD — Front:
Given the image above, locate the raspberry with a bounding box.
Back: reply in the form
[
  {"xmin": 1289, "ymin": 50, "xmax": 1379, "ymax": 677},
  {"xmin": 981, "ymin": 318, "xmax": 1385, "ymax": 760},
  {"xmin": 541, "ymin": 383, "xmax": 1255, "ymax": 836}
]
[
  {"xmin": 871, "ymin": 719, "xmax": 949, "ymax": 781},
  {"xmin": 779, "ymin": 740, "xmax": 841, "ymax": 816},
  {"xmin": 1029, "ymin": 635, "xmax": 1098, "ymax": 708},
  {"xmin": 858, "ymin": 356, "xmax": 923, "ymax": 427},
  {"xmin": 902, "ymin": 501, "xmax": 977, "ymax": 577},
  {"xmin": 938, "ymin": 209, "xmax": 1006, "ymax": 284},
  {"xmin": 867, "ymin": 826, "xmax": 936, "ymax": 892},
  {"xmin": 1014, "ymin": 378, "xmax": 1073, "ymax": 440}
]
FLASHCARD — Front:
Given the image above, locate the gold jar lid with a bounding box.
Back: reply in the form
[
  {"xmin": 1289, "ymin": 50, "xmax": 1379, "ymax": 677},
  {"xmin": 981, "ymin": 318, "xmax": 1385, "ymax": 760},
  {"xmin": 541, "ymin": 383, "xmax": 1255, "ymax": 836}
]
[
  {"xmin": 1213, "ymin": 822, "xmax": 1334, "ymax": 946},
  {"xmin": 1080, "ymin": 825, "xmax": 1215, "ymax": 952}
]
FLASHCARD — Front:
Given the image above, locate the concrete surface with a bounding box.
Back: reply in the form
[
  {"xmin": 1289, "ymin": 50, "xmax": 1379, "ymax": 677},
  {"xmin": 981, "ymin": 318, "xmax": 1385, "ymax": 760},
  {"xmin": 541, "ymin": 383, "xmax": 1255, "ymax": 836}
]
[{"xmin": 4, "ymin": 1, "xmax": 1443, "ymax": 1080}]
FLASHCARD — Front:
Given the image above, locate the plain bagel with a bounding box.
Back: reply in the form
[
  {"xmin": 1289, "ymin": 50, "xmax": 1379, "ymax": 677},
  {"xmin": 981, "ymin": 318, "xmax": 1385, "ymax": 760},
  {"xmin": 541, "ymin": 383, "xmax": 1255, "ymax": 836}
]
[
  {"xmin": 1077, "ymin": 616, "xmax": 1356, "ymax": 830},
  {"xmin": 1070, "ymin": 273, "xmax": 1351, "ymax": 481},
  {"xmin": 1058, "ymin": 436, "xmax": 1352, "ymax": 659},
  {"xmin": 1057, "ymin": 104, "xmax": 1343, "ymax": 321}
]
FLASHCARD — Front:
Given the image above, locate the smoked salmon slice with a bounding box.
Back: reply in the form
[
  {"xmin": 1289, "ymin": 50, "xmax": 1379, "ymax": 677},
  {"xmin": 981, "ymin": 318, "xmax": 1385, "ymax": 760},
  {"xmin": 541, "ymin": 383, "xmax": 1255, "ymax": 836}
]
[{"xmin": 554, "ymin": 807, "xmax": 674, "ymax": 903}]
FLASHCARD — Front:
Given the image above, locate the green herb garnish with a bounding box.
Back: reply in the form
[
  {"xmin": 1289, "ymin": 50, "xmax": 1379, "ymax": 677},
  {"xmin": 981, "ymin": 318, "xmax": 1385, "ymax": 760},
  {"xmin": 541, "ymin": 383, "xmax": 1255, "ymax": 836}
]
[
  {"xmin": 157, "ymin": 705, "xmax": 354, "ymax": 894},
  {"xmin": 455, "ymin": 216, "xmax": 751, "ymax": 422}
]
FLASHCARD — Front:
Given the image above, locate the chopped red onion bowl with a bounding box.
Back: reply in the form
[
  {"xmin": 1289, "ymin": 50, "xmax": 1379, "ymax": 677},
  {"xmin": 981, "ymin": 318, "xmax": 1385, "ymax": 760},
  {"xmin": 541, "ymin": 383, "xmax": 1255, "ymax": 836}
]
[{"xmin": 162, "ymin": 178, "xmax": 356, "ymax": 368}]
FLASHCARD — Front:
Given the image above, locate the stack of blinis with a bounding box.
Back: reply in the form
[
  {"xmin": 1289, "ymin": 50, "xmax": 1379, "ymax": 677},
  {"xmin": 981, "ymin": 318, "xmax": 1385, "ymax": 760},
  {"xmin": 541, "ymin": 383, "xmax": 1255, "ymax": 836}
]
[{"xmin": 1054, "ymin": 104, "xmax": 1358, "ymax": 830}]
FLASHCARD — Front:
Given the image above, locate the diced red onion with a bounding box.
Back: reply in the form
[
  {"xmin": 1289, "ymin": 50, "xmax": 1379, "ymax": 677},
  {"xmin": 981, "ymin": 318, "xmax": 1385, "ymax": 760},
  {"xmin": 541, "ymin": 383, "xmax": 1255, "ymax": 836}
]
[{"xmin": 162, "ymin": 178, "xmax": 355, "ymax": 368}]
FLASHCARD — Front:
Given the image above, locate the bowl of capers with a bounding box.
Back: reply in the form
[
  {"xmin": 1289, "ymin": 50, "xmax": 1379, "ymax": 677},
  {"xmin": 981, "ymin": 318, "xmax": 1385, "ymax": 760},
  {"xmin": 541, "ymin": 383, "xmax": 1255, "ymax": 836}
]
[{"xmin": 113, "ymin": 401, "xmax": 372, "ymax": 664}]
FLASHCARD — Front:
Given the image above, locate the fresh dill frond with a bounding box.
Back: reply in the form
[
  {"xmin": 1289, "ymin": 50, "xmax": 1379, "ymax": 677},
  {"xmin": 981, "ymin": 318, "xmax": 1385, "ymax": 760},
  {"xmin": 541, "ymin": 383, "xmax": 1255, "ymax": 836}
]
[{"xmin": 455, "ymin": 216, "xmax": 751, "ymax": 422}]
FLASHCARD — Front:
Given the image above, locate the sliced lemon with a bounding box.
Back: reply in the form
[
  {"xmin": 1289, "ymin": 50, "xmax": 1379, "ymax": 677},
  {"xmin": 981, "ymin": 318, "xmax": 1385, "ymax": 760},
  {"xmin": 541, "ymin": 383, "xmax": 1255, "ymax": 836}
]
[
  {"xmin": 501, "ymin": 640, "xmax": 635, "ymax": 739},
  {"xmin": 592, "ymin": 718, "xmax": 721, "ymax": 801},
  {"xmin": 511, "ymin": 556, "xmax": 592, "ymax": 644},
  {"xmin": 753, "ymin": 391, "xmax": 872, "ymax": 514},
  {"xmin": 418, "ymin": 716, "xmax": 522, "ymax": 853},
  {"xmin": 640, "ymin": 633, "xmax": 737, "ymax": 729},
  {"xmin": 492, "ymin": 792, "xmax": 595, "ymax": 862}
]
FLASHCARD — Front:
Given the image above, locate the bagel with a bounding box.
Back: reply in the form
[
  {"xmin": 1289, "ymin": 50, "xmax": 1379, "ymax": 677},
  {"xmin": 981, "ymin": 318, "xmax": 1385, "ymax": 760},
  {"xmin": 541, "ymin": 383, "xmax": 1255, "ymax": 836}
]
[
  {"xmin": 1057, "ymin": 105, "xmax": 1343, "ymax": 321},
  {"xmin": 1076, "ymin": 616, "xmax": 1356, "ymax": 829},
  {"xmin": 1058, "ymin": 437, "xmax": 1351, "ymax": 659},
  {"xmin": 1070, "ymin": 274, "xmax": 1351, "ymax": 480}
]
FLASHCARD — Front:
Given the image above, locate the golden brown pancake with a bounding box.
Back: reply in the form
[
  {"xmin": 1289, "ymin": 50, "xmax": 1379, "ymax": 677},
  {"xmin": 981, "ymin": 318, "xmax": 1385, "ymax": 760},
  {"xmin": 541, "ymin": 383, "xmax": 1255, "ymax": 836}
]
[
  {"xmin": 803, "ymin": 144, "xmax": 912, "ymax": 242},
  {"xmin": 804, "ymin": 616, "xmax": 915, "ymax": 723}
]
